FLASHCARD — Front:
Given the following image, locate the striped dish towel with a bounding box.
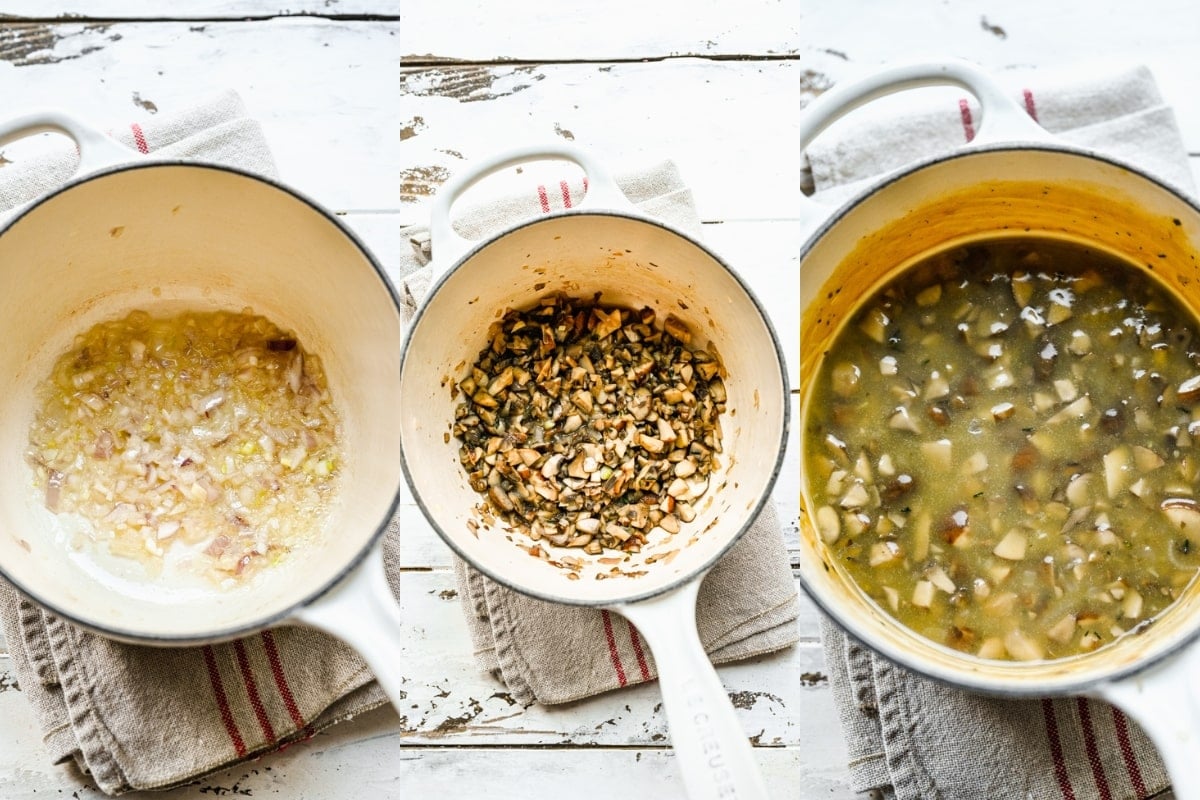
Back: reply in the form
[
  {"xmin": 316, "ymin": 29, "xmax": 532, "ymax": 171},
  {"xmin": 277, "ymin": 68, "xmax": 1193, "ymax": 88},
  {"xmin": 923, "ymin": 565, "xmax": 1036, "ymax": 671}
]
[
  {"xmin": 0, "ymin": 92, "xmax": 387, "ymax": 795},
  {"xmin": 399, "ymin": 161, "xmax": 801, "ymax": 704},
  {"xmin": 811, "ymin": 64, "xmax": 1192, "ymax": 799}
]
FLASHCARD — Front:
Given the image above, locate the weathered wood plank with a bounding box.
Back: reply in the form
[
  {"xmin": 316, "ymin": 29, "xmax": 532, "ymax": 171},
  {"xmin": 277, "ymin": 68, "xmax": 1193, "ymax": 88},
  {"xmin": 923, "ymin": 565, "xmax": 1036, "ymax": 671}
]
[
  {"xmin": 0, "ymin": 19, "xmax": 399, "ymax": 212},
  {"xmin": 399, "ymin": 60, "xmax": 810, "ymax": 222},
  {"xmin": 398, "ymin": 748, "xmax": 855, "ymax": 799},
  {"xmin": 1, "ymin": 2, "xmax": 396, "ymax": 19},
  {"xmin": 401, "ymin": 0, "xmax": 801, "ymax": 63},
  {"xmin": 400, "ymin": 0, "xmax": 1200, "ymax": 154},
  {"xmin": 0, "ymin": 660, "xmax": 402, "ymax": 799},
  {"xmin": 394, "ymin": 571, "xmax": 837, "ymax": 746},
  {"xmin": 401, "ymin": 56, "xmax": 1200, "ymax": 222}
]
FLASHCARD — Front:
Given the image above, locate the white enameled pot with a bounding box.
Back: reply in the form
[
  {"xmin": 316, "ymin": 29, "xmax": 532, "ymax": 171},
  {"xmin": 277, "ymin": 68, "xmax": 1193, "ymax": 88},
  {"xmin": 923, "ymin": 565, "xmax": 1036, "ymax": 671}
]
[
  {"xmin": 796, "ymin": 59, "xmax": 1200, "ymax": 797},
  {"xmin": 0, "ymin": 112, "xmax": 409, "ymax": 709},
  {"xmin": 400, "ymin": 146, "xmax": 789, "ymax": 800}
]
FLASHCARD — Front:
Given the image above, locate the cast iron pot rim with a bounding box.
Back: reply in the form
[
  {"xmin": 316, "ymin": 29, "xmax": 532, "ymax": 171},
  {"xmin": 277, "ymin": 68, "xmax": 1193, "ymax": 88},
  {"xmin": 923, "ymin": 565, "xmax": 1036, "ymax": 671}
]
[
  {"xmin": 0, "ymin": 160, "xmax": 405, "ymax": 646},
  {"xmin": 797, "ymin": 140, "xmax": 1200, "ymax": 697},
  {"xmin": 400, "ymin": 208, "xmax": 792, "ymax": 608}
]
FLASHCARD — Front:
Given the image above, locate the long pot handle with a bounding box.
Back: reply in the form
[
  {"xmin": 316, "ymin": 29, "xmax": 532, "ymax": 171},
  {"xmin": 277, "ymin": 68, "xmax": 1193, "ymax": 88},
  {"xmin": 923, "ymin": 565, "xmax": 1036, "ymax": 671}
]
[
  {"xmin": 612, "ymin": 577, "xmax": 768, "ymax": 800},
  {"xmin": 290, "ymin": 545, "xmax": 408, "ymax": 711},
  {"xmin": 0, "ymin": 109, "xmax": 138, "ymax": 177},
  {"xmin": 795, "ymin": 58, "xmax": 1055, "ymax": 231},
  {"xmin": 1091, "ymin": 641, "xmax": 1200, "ymax": 800},
  {"xmin": 428, "ymin": 144, "xmax": 630, "ymax": 280}
]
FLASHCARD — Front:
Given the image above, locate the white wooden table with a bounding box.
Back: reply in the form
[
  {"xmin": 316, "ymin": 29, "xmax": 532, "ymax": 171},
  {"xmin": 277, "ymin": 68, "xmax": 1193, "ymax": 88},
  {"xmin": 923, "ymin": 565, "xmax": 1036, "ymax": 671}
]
[{"xmin": 4, "ymin": 2, "xmax": 1200, "ymax": 797}]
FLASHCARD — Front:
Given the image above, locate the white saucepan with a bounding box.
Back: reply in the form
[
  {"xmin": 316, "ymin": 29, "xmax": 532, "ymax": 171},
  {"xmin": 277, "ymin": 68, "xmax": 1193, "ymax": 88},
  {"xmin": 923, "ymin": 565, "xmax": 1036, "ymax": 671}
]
[
  {"xmin": 0, "ymin": 112, "xmax": 409, "ymax": 709},
  {"xmin": 400, "ymin": 146, "xmax": 789, "ymax": 800}
]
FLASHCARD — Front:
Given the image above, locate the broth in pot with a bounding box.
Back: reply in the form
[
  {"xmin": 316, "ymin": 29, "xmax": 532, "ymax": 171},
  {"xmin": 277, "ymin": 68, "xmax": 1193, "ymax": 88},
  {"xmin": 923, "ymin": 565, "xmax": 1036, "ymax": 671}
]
[{"xmin": 804, "ymin": 237, "xmax": 1200, "ymax": 661}]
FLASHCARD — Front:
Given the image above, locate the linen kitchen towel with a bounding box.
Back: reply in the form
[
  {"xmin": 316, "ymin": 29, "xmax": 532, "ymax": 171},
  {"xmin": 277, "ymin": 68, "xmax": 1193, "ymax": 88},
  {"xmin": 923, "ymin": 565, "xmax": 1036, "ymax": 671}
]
[
  {"xmin": 399, "ymin": 161, "xmax": 802, "ymax": 705},
  {"xmin": 810, "ymin": 64, "xmax": 1191, "ymax": 799},
  {"xmin": 0, "ymin": 92, "xmax": 388, "ymax": 795}
]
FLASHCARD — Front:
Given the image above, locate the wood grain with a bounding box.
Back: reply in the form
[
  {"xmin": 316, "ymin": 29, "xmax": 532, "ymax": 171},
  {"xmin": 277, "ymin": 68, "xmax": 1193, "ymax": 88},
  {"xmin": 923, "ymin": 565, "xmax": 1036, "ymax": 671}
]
[
  {"xmin": 0, "ymin": 2, "xmax": 397, "ymax": 19},
  {"xmin": 0, "ymin": 19, "xmax": 399, "ymax": 212}
]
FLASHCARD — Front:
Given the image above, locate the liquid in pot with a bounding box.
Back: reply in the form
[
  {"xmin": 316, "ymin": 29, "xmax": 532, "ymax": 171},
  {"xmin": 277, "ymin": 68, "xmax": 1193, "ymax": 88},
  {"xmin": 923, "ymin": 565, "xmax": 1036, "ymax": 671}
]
[{"xmin": 804, "ymin": 237, "xmax": 1200, "ymax": 661}]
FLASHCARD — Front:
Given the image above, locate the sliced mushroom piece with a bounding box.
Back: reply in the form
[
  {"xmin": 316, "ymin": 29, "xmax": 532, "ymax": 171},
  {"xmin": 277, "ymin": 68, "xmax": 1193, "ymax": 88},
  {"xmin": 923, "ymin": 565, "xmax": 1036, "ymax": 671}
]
[
  {"xmin": 911, "ymin": 580, "xmax": 935, "ymax": 608},
  {"xmin": 1133, "ymin": 445, "xmax": 1165, "ymax": 472},
  {"xmin": 1067, "ymin": 330, "xmax": 1092, "ymax": 356},
  {"xmin": 859, "ymin": 307, "xmax": 890, "ymax": 344},
  {"xmin": 920, "ymin": 438, "xmax": 952, "ymax": 471},
  {"xmin": 1178, "ymin": 375, "xmax": 1200, "ymax": 405},
  {"xmin": 926, "ymin": 564, "xmax": 956, "ymax": 594},
  {"xmin": 1046, "ymin": 395, "xmax": 1092, "ymax": 425},
  {"xmin": 1104, "ymin": 445, "xmax": 1132, "ymax": 498},
  {"xmin": 1161, "ymin": 497, "xmax": 1200, "ymax": 538},
  {"xmin": 880, "ymin": 473, "xmax": 915, "ymax": 503},
  {"xmin": 882, "ymin": 586, "xmax": 900, "ymax": 612},
  {"xmin": 1065, "ymin": 473, "xmax": 1094, "ymax": 507},
  {"xmin": 915, "ymin": 284, "xmax": 942, "ymax": 306},
  {"xmin": 1011, "ymin": 273, "xmax": 1034, "ymax": 308},
  {"xmin": 868, "ymin": 541, "xmax": 901, "ymax": 566},
  {"xmin": 888, "ymin": 405, "xmax": 921, "ymax": 433},
  {"xmin": 993, "ymin": 530, "xmax": 1027, "ymax": 561},
  {"xmin": 1122, "ymin": 589, "xmax": 1144, "ymax": 620},
  {"xmin": 991, "ymin": 402, "xmax": 1015, "ymax": 422},
  {"xmin": 1046, "ymin": 614, "xmax": 1077, "ymax": 645},
  {"xmin": 815, "ymin": 505, "xmax": 840, "ymax": 543},
  {"xmin": 839, "ymin": 483, "xmax": 870, "ymax": 509},
  {"xmin": 977, "ymin": 637, "xmax": 1007, "ymax": 659},
  {"xmin": 1003, "ymin": 629, "xmax": 1044, "ymax": 661}
]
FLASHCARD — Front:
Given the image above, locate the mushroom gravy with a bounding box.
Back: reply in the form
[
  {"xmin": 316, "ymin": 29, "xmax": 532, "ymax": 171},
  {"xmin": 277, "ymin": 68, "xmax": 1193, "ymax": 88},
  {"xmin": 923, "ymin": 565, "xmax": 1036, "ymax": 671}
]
[{"xmin": 804, "ymin": 237, "xmax": 1200, "ymax": 661}]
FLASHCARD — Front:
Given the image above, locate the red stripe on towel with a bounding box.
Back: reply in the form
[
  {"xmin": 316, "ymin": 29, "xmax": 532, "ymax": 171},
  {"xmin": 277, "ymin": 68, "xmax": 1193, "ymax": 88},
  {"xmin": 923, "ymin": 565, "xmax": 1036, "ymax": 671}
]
[
  {"xmin": 260, "ymin": 630, "xmax": 313, "ymax": 738},
  {"xmin": 560, "ymin": 179, "xmax": 573, "ymax": 209},
  {"xmin": 537, "ymin": 184, "xmax": 551, "ymax": 213},
  {"xmin": 130, "ymin": 123, "xmax": 149, "ymax": 154},
  {"xmin": 1023, "ymin": 88, "xmax": 1039, "ymax": 122},
  {"xmin": 626, "ymin": 620, "xmax": 651, "ymax": 682},
  {"xmin": 1111, "ymin": 707, "xmax": 1148, "ymax": 798},
  {"xmin": 202, "ymin": 646, "xmax": 247, "ymax": 758},
  {"xmin": 958, "ymin": 98, "xmax": 976, "ymax": 142},
  {"xmin": 1042, "ymin": 698, "xmax": 1076, "ymax": 800},
  {"xmin": 600, "ymin": 610, "xmax": 628, "ymax": 686},
  {"xmin": 1076, "ymin": 698, "xmax": 1113, "ymax": 800},
  {"xmin": 233, "ymin": 639, "xmax": 277, "ymax": 746}
]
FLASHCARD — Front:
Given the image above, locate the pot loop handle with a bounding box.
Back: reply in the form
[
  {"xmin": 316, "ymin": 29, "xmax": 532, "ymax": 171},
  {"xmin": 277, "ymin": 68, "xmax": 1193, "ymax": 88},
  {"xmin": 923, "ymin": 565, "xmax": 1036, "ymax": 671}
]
[
  {"xmin": 0, "ymin": 109, "xmax": 139, "ymax": 177},
  {"xmin": 428, "ymin": 144, "xmax": 630, "ymax": 276},
  {"xmin": 1091, "ymin": 640, "xmax": 1200, "ymax": 800},
  {"xmin": 795, "ymin": 58, "xmax": 1056, "ymax": 231}
]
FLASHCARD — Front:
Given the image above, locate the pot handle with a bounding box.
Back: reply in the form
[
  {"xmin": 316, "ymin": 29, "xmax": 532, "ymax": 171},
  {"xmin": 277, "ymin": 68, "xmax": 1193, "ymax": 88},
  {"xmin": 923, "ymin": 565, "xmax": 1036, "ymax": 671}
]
[
  {"xmin": 428, "ymin": 144, "xmax": 630, "ymax": 278},
  {"xmin": 612, "ymin": 576, "xmax": 768, "ymax": 800},
  {"xmin": 0, "ymin": 109, "xmax": 138, "ymax": 176},
  {"xmin": 795, "ymin": 58, "xmax": 1055, "ymax": 230},
  {"xmin": 290, "ymin": 545, "xmax": 408, "ymax": 711},
  {"xmin": 1091, "ymin": 640, "xmax": 1200, "ymax": 800}
]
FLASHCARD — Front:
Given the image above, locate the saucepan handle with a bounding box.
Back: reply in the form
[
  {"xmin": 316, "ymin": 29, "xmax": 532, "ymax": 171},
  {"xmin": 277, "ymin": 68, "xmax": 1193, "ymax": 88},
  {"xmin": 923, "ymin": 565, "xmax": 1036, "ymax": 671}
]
[
  {"xmin": 0, "ymin": 109, "xmax": 138, "ymax": 176},
  {"xmin": 795, "ymin": 58, "xmax": 1055, "ymax": 231},
  {"xmin": 290, "ymin": 545, "xmax": 408, "ymax": 710},
  {"xmin": 612, "ymin": 577, "xmax": 768, "ymax": 800},
  {"xmin": 1091, "ymin": 639, "xmax": 1200, "ymax": 800},
  {"xmin": 428, "ymin": 144, "xmax": 630, "ymax": 281}
]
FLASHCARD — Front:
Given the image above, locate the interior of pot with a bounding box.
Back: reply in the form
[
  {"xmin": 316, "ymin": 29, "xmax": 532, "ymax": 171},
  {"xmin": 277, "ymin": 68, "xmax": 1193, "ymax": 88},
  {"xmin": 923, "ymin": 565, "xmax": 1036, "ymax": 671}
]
[
  {"xmin": 401, "ymin": 212, "xmax": 788, "ymax": 605},
  {"xmin": 799, "ymin": 146, "xmax": 1200, "ymax": 694},
  {"xmin": 0, "ymin": 163, "xmax": 402, "ymax": 642}
]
